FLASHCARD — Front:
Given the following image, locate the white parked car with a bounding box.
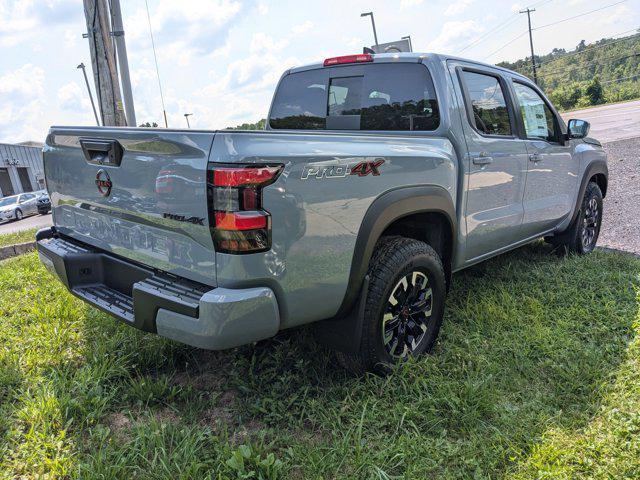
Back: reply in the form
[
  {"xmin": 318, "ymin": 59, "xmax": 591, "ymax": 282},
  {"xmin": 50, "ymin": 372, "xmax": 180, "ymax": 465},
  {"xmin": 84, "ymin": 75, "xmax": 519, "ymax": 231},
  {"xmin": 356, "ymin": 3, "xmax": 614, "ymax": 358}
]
[{"xmin": 0, "ymin": 193, "xmax": 39, "ymax": 223}]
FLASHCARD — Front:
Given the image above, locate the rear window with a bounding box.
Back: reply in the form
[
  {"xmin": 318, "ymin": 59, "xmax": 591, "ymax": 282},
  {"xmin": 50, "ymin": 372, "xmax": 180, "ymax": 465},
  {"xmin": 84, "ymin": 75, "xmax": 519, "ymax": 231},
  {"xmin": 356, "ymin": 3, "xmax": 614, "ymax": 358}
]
[{"xmin": 269, "ymin": 63, "xmax": 440, "ymax": 131}]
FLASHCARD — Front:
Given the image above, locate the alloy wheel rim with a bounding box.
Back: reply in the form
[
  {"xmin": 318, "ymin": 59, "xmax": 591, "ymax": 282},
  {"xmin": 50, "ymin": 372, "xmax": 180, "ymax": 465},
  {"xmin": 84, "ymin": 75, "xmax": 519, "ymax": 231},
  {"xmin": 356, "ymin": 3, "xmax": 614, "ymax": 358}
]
[
  {"xmin": 582, "ymin": 197, "xmax": 599, "ymax": 248},
  {"xmin": 382, "ymin": 271, "xmax": 433, "ymax": 359}
]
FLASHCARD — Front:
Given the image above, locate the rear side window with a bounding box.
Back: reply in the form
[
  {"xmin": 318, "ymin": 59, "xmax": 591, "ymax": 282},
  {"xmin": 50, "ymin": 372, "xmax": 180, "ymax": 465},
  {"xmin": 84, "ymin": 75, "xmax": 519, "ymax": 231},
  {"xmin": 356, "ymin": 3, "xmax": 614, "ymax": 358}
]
[
  {"xmin": 460, "ymin": 70, "xmax": 512, "ymax": 136},
  {"xmin": 269, "ymin": 63, "xmax": 439, "ymax": 131}
]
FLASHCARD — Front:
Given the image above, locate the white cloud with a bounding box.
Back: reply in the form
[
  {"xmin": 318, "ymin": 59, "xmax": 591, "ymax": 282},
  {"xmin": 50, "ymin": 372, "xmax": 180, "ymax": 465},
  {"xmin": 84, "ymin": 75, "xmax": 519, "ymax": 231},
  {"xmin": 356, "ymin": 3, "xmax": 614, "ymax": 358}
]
[
  {"xmin": 250, "ymin": 32, "xmax": 289, "ymax": 54},
  {"xmin": 0, "ymin": 0, "xmax": 81, "ymax": 47},
  {"xmin": 343, "ymin": 36, "xmax": 364, "ymax": 48},
  {"xmin": 257, "ymin": 2, "xmax": 269, "ymax": 15},
  {"xmin": 400, "ymin": 0, "xmax": 424, "ymax": 8},
  {"xmin": 57, "ymin": 82, "xmax": 90, "ymax": 112},
  {"xmin": 63, "ymin": 29, "xmax": 78, "ymax": 48},
  {"xmin": 426, "ymin": 20, "xmax": 484, "ymax": 53},
  {"xmin": 0, "ymin": 64, "xmax": 47, "ymax": 142},
  {"xmin": 292, "ymin": 21, "xmax": 313, "ymax": 35},
  {"xmin": 0, "ymin": 64, "xmax": 44, "ymax": 97},
  {"xmin": 445, "ymin": 0, "xmax": 475, "ymax": 17}
]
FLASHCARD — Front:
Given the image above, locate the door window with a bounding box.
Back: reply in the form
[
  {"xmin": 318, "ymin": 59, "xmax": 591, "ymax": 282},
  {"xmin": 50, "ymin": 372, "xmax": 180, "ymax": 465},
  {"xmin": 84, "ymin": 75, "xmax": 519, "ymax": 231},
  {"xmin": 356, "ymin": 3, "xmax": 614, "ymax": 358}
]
[
  {"xmin": 512, "ymin": 82, "xmax": 559, "ymax": 142},
  {"xmin": 461, "ymin": 70, "xmax": 512, "ymax": 136}
]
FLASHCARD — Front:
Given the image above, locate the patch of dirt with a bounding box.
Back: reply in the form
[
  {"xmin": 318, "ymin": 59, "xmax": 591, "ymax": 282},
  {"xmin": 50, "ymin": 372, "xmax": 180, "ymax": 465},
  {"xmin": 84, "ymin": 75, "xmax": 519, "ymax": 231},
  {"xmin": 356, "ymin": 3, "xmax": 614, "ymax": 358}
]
[
  {"xmin": 154, "ymin": 407, "xmax": 180, "ymax": 424},
  {"xmin": 230, "ymin": 419, "xmax": 266, "ymax": 445},
  {"xmin": 170, "ymin": 349, "xmax": 241, "ymax": 392},
  {"xmin": 218, "ymin": 389, "xmax": 237, "ymax": 406},
  {"xmin": 201, "ymin": 406, "xmax": 235, "ymax": 432},
  {"xmin": 105, "ymin": 412, "xmax": 131, "ymax": 431}
]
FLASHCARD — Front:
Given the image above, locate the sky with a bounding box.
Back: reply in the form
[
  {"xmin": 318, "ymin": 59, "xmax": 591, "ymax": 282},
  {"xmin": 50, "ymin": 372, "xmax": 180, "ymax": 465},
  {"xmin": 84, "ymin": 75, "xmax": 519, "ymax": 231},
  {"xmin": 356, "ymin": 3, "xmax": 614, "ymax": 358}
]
[{"xmin": 0, "ymin": 0, "xmax": 638, "ymax": 143}]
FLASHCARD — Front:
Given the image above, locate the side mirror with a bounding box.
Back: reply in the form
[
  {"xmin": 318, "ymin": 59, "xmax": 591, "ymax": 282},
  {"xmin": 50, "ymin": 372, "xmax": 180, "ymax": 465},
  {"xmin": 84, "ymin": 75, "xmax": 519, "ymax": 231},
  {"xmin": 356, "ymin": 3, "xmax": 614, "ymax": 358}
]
[{"xmin": 567, "ymin": 119, "xmax": 590, "ymax": 139}]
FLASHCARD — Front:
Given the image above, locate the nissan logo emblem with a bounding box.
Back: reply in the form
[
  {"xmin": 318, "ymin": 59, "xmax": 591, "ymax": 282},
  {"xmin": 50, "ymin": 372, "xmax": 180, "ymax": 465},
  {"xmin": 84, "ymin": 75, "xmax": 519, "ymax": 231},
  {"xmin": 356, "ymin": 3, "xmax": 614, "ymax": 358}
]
[{"xmin": 95, "ymin": 169, "xmax": 112, "ymax": 197}]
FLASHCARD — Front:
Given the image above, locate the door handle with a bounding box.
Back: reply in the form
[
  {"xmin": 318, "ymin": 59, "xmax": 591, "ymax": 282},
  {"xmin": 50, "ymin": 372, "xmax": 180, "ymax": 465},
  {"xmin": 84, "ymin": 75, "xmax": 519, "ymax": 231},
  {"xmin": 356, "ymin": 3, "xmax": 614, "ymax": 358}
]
[
  {"xmin": 529, "ymin": 153, "xmax": 543, "ymax": 163},
  {"xmin": 472, "ymin": 153, "xmax": 493, "ymax": 165},
  {"xmin": 80, "ymin": 138, "xmax": 124, "ymax": 166}
]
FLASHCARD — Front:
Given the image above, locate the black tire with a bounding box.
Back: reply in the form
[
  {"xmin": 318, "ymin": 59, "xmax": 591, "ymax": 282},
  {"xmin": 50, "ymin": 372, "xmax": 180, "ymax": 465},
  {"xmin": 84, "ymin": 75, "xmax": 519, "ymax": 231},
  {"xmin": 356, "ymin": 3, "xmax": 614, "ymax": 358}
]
[
  {"xmin": 337, "ymin": 237, "xmax": 447, "ymax": 375},
  {"xmin": 551, "ymin": 182, "xmax": 603, "ymax": 255},
  {"xmin": 14, "ymin": 209, "xmax": 23, "ymax": 221}
]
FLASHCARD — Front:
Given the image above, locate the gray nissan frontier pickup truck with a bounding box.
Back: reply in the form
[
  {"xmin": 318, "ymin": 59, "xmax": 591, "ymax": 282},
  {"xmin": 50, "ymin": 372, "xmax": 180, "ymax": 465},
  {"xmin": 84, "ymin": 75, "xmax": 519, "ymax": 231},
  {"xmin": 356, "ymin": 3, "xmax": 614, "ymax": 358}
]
[{"xmin": 37, "ymin": 52, "xmax": 607, "ymax": 373}]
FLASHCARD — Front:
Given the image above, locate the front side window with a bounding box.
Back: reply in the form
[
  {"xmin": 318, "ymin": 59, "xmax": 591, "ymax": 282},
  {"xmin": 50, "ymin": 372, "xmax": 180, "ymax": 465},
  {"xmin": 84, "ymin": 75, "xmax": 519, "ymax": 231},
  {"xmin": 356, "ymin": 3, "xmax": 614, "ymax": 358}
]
[
  {"xmin": 512, "ymin": 82, "xmax": 558, "ymax": 142},
  {"xmin": 270, "ymin": 63, "xmax": 439, "ymax": 131},
  {"xmin": 461, "ymin": 70, "xmax": 512, "ymax": 136}
]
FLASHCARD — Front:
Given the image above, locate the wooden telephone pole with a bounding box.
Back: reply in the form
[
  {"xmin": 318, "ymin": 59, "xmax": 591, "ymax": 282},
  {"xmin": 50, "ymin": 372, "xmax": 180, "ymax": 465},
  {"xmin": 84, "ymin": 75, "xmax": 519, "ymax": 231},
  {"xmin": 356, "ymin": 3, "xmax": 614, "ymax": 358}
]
[
  {"xmin": 83, "ymin": 0, "xmax": 126, "ymax": 126},
  {"xmin": 520, "ymin": 7, "xmax": 538, "ymax": 84}
]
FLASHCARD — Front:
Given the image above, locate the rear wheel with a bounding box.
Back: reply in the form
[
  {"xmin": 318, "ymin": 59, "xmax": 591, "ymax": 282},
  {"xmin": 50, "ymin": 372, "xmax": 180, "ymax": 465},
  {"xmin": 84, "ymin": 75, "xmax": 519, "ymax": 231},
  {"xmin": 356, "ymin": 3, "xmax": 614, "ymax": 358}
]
[
  {"xmin": 14, "ymin": 209, "xmax": 23, "ymax": 221},
  {"xmin": 550, "ymin": 182, "xmax": 603, "ymax": 255},
  {"xmin": 337, "ymin": 237, "xmax": 447, "ymax": 374}
]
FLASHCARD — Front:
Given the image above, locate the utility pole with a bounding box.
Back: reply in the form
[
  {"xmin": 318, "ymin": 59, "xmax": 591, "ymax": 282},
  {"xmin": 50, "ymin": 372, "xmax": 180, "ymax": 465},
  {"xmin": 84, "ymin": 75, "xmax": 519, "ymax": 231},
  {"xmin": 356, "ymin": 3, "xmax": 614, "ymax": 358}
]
[
  {"xmin": 109, "ymin": 0, "xmax": 136, "ymax": 126},
  {"xmin": 360, "ymin": 12, "xmax": 379, "ymax": 47},
  {"xmin": 520, "ymin": 7, "xmax": 538, "ymax": 84},
  {"xmin": 77, "ymin": 63, "xmax": 100, "ymax": 126},
  {"xmin": 184, "ymin": 113, "xmax": 192, "ymax": 128},
  {"xmin": 83, "ymin": 0, "xmax": 126, "ymax": 126}
]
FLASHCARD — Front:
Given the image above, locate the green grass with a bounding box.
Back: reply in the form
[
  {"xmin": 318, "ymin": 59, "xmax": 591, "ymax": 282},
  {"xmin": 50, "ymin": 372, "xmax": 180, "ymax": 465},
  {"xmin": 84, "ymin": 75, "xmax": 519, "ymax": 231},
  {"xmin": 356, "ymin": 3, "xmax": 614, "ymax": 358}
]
[
  {"xmin": 0, "ymin": 245, "xmax": 639, "ymax": 479},
  {"xmin": 0, "ymin": 228, "xmax": 38, "ymax": 248}
]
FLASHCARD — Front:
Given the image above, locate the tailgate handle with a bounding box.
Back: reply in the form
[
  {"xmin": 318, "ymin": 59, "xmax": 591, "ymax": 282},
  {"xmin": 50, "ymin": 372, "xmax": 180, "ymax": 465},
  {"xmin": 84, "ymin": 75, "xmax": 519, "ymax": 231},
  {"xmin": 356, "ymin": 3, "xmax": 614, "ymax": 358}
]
[{"xmin": 80, "ymin": 138, "xmax": 124, "ymax": 166}]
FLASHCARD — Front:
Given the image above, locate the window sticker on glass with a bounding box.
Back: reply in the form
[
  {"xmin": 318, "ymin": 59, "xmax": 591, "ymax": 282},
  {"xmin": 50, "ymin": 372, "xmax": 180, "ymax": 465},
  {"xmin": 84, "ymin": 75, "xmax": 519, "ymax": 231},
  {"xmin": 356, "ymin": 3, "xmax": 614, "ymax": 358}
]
[{"xmin": 513, "ymin": 82, "xmax": 557, "ymax": 142}]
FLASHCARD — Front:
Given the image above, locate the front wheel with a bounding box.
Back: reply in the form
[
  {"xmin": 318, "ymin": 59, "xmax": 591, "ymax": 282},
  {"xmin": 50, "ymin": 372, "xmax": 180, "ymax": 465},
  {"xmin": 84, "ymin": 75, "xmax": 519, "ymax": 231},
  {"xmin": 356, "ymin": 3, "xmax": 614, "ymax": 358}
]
[
  {"xmin": 14, "ymin": 209, "xmax": 23, "ymax": 221},
  {"xmin": 337, "ymin": 237, "xmax": 447, "ymax": 374},
  {"xmin": 551, "ymin": 182, "xmax": 603, "ymax": 255}
]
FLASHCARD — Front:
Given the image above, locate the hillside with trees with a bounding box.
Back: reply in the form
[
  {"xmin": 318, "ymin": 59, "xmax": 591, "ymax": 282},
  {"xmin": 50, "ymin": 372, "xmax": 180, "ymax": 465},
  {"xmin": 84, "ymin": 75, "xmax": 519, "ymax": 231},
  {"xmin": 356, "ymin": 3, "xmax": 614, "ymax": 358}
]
[{"xmin": 498, "ymin": 31, "xmax": 640, "ymax": 110}]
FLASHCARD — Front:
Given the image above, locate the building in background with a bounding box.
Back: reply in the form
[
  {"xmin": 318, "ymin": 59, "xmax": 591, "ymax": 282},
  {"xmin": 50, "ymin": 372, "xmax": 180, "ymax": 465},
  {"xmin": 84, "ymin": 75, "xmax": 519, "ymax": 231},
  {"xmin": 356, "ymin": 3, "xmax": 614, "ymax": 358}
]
[{"xmin": 0, "ymin": 142, "xmax": 45, "ymax": 197}]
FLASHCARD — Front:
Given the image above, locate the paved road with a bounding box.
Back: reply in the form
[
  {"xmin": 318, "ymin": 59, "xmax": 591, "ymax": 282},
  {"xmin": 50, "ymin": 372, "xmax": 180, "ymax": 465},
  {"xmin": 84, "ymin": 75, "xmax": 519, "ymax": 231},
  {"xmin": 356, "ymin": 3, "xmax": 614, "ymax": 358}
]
[
  {"xmin": 560, "ymin": 100, "xmax": 640, "ymax": 143},
  {"xmin": 0, "ymin": 213, "xmax": 52, "ymax": 235}
]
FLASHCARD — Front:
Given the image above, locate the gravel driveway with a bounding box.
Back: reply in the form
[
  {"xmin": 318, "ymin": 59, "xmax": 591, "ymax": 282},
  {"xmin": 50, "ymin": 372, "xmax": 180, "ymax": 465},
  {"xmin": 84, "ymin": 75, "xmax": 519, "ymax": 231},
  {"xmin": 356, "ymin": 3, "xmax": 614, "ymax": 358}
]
[{"xmin": 598, "ymin": 137, "xmax": 640, "ymax": 254}]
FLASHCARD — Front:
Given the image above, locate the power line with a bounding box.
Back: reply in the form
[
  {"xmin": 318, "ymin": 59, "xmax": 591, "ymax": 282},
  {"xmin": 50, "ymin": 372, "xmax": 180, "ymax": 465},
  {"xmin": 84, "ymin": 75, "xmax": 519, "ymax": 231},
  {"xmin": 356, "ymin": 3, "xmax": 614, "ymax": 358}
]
[
  {"xmin": 538, "ymin": 51, "xmax": 640, "ymax": 78},
  {"xmin": 457, "ymin": 0, "xmax": 554, "ymax": 54},
  {"xmin": 601, "ymin": 73, "xmax": 640, "ymax": 83},
  {"xmin": 483, "ymin": 31, "xmax": 528, "ymax": 59},
  {"xmin": 458, "ymin": 16, "xmax": 521, "ymax": 53},
  {"xmin": 533, "ymin": 0, "xmax": 628, "ymax": 30},
  {"xmin": 144, "ymin": 0, "xmax": 168, "ymax": 128},
  {"xmin": 521, "ymin": 30, "xmax": 640, "ymax": 70}
]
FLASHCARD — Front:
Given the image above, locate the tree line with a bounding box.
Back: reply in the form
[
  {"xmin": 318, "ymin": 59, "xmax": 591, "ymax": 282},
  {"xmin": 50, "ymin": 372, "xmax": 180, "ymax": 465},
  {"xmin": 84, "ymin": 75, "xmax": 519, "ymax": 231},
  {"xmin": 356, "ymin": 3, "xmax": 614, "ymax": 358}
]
[{"xmin": 498, "ymin": 31, "xmax": 640, "ymax": 111}]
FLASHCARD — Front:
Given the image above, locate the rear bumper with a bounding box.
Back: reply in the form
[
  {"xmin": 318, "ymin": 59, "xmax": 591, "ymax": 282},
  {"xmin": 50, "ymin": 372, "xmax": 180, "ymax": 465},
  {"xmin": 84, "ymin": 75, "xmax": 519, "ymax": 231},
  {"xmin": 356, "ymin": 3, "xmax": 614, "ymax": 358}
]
[{"xmin": 36, "ymin": 229, "xmax": 279, "ymax": 350}]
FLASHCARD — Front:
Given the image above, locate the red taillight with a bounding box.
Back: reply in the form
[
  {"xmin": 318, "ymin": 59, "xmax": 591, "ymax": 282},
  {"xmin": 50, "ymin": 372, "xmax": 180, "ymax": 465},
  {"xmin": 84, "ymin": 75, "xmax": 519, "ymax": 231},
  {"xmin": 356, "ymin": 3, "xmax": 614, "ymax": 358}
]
[
  {"xmin": 215, "ymin": 211, "xmax": 268, "ymax": 230},
  {"xmin": 323, "ymin": 54, "xmax": 373, "ymax": 67},
  {"xmin": 213, "ymin": 166, "xmax": 282, "ymax": 187},
  {"xmin": 207, "ymin": 164, "xmax": 283, "ymax": 254}
]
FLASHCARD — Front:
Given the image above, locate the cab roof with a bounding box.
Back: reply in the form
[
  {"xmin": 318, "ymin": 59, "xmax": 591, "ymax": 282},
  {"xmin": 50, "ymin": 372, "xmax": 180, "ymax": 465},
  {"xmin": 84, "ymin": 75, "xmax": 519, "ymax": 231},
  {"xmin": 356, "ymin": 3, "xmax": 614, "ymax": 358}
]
[{"xmin": 288, "ymin": 52, "xmax": 531, "ymax": 82}]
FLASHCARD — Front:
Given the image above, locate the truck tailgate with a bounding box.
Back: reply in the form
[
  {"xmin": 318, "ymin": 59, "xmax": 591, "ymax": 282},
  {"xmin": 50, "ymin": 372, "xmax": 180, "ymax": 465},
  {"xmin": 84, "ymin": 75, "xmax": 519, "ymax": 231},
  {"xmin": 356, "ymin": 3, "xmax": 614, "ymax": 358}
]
[{"xmin": 44, "ymin": 127, "xmax": 217, "ymax": 286}]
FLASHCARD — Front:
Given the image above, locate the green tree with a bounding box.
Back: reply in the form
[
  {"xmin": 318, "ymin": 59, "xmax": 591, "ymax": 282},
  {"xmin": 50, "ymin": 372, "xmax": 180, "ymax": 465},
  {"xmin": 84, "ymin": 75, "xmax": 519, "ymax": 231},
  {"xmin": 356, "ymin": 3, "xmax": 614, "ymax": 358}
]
[
  {"xmin": 227, "ymin": 119, "xmax": 267, "ymax": 130},
  {"xmin": 586, "ymin": 77, "xmax": 604, "ymax": 105}
]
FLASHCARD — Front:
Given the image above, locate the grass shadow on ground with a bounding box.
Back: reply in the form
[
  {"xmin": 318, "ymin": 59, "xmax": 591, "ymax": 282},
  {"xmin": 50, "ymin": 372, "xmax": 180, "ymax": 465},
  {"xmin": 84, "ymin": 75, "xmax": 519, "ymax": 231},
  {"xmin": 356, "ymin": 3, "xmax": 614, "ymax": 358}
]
[{"xmin": 1, "ymin": 243, "xmax": 638, "ymax": 478}]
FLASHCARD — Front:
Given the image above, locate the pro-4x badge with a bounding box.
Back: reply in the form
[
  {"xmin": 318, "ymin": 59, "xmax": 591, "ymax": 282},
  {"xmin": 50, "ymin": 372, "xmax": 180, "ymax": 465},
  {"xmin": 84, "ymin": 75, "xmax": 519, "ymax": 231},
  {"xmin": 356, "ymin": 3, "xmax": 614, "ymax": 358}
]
[{"xmin": 301, "ymin": 159, "xmax": 385, "ymax": 180}]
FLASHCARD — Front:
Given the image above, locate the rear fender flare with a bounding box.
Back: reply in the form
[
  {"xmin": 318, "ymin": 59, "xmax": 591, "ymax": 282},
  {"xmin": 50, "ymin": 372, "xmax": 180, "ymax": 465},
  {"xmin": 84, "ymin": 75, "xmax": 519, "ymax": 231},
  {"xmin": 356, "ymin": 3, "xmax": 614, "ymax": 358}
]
[{"xmin": 335, "ymin": 185, "xmax": 456, "ymax": 318}]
